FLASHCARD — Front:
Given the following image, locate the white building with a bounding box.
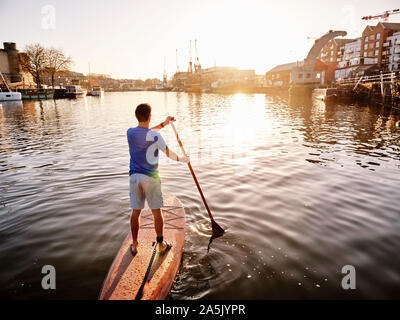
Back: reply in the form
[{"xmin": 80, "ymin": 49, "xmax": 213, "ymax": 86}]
[
  {"xmin": 386, "ymin": 31, "xmax": 400, "ymax": 72},
  {"xmin": 335, "ymin": 38, "xmax": 362, "ymax": 81}
]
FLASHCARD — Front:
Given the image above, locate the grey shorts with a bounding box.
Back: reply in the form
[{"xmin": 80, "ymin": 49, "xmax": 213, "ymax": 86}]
[{"xmin": 129, "ymin": 173, "xmax": 163, "ymax": 210}]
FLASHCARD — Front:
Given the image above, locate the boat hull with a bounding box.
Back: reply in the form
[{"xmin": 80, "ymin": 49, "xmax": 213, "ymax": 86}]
[
  {"xmin": 90, "ymin": 90, "xmax": 103, "ymax": 96},
  {"xmin": 21, "ymin": 91, "xmax": 54, "ymax": 100},
  {"xmin": 0, "ymin": 92, "xmax": 22, "ymax": 101},
  {"xmin": 65, "ymin": 91, "xmax": 87, "ymax": 98}
]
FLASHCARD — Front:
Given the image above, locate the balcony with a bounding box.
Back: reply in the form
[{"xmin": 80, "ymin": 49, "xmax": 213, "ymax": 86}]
[
  {"xmin": 350, "ymin": 58, "xmax": 361, "ymax": 66},
  {"xmin": 364, "ymin": 57, "xmax": 378, "ymax": 65},
  {"xmin": 383, "ymin": 42, "xmax": 389, "ymax": 47}
]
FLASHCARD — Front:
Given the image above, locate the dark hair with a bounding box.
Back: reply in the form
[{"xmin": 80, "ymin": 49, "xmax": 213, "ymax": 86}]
[{"xmin": 135, "ymin": 103, "xmax": 151, "ymax": 122}]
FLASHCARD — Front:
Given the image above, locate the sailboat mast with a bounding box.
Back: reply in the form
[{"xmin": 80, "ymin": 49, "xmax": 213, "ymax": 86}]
[{"xmin": 0, "ymin": 71, "xmax": 11, "ymax": 92}]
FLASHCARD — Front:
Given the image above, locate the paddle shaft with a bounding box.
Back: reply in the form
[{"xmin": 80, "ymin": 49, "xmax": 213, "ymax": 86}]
[{"xmin": 170, "ymin": 123, "xmax": 217, "ymax": 223}]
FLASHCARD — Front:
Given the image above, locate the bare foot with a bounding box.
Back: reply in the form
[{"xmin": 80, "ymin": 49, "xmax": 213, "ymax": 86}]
[
  {"xmin": 157, "ymin": 240, "xmax": 172, "ymax": 254},
  {"xmin": 131, "ymin": 242, "xmax": 138, "ymax": 254}
]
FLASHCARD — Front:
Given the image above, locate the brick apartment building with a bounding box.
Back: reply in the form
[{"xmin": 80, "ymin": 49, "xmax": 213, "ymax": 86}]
[
  {"xmin": 317, "ymin": 38, "xmax": 357, "ymax": 83},
  {"xmin": 318, "ymin": 38, "xmax": 357, "ymax": 64},
  {"xmin": 361, "ymin": 22, "xmax": 400, "ymax": 71}
]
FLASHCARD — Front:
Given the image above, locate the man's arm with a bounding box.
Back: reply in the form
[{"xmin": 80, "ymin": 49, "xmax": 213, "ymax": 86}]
[
  {"xmin": 165, "ymin": 147, "xmax": 189, "ymax": 163},
  {"xmin": 151, "ymin": 116, "xmax": 175, "ymax": 131},
  {"xmin": 153, "ymin": 126, "xmax": 190, "ymax": 163}
]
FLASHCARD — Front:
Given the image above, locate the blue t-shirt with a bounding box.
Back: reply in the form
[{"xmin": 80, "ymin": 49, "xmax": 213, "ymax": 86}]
[{"xmin": 127, "ymin": 126, "xmax": 168, "ymax": 177}]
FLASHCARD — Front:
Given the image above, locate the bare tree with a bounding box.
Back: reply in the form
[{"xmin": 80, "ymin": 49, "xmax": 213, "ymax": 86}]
[
  {"xmin": 20, "ymin": 43, "xmax": 47, "ymax": 89},
  {"xmin": 46, "ymin": 48, "xmax": 73, "ymax": 89}
]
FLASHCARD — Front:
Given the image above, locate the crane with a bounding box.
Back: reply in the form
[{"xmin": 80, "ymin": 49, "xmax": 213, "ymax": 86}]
[
  {"xmin": 187, "ymin": 40, "xmax": 193, "ymax": 73},
  {"xmin": 176, "ymin": 49, "xmax": 180, "ymax": 73},
  {"xmin": 163, "ymin": 56, "xmax": 167, "ymax": 86},
  {"xmin": 194, "ymin": 39, "xmax": 201, "ymax": 73},
  {"xmin": 362, "ymin": 9, "xmax": 400, "ymax": 22}
]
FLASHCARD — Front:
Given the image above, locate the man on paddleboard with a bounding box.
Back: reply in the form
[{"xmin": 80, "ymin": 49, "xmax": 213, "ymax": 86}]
[{"xmin": 127, "ymin": 103, "xmax": 189, "ymax": 254}]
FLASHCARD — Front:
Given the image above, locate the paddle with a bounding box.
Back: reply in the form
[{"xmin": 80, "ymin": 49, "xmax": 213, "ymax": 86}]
[{"xmin": 170, "ymin": 122, "xmax": 225, "ymax": 236}]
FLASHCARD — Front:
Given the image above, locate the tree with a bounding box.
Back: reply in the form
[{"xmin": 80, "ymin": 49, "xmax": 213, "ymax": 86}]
[
  {"xmin": 46, "ymin": 48, "xmax": 72, "ymax": 88},
  {"xmin": 20, "ymin": 43, "xmax": 47, "ymax": 89}
]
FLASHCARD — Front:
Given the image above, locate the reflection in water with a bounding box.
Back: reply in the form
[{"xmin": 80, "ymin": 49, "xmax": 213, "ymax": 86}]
[{"xmin": 0, "ymin": 93, "xmax": 399, "ymax": 300}]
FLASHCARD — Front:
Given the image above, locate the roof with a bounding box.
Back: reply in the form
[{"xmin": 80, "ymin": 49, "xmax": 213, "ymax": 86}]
[
  {"xmin": 202, "ymin": 66, "xmax": 238, "ymax": 73},
  {"xmin": 354, "ymin": 65, "xmax": 379, "ymax": 72},
  {"xmin": 335, "ymin": 38, "xmax": 357, "ymax": 46},
  {"xmin": 267, "ymin": 61, "xmax": 303, "ymax": 73},
  {"xmin": 381, "ymin": 22, "xmax": 400, "ymax": 31}
]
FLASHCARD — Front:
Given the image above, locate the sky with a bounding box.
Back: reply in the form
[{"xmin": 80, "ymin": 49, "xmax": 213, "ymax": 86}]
[{"xmin": 1, "ymin": 0, "xmax": 400, "ymax": 79}]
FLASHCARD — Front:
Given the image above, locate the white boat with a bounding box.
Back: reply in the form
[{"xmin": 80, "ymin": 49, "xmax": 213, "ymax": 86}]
[
  {"xmin": 0, "ymin": 91, "xmax": 22, "ymax": 101},
  {"xmin": 90, "ymin": 86, "xmax": 104, "ymax": 96},
  {"xmin": 65, "ymin": 85, "xmax": 87, "ymax": 98},
  {"xmin": 0, "ymin": 71, "xmax": 22, "ymax": 101}
]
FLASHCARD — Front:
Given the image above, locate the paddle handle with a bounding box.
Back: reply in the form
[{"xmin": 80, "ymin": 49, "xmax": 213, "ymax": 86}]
[{"xmin": 170, "ymin": 122, "xmax": 216, "ymax": 223}]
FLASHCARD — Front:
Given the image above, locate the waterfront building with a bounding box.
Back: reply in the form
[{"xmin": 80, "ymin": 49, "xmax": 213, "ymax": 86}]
[
  {"xmin": 172, "ymin": 71, "xmax": 191, "ymax": 88},
  {"xmin": 318, "ymin": 38, "xmax": 356, "ymax": 64},
  {"xmin": 201, "ymin": 66, "xmax": 255, "ymax": 89},
  {"xmin": 255, "ymin": 74, "xmax": 267, "ymax": 88},
  {"xmin": 335, "ymin": 38, "xmax": 362, "ymax": 81},
  {"xmin": 318, "ymin": 38, "xmax": 357, "ymax": 83},
  {"xmin": 265, "ymin": 59, "xmax": 328, "ymax": 87},
  {"xmin": 0, "ymin": 42, "xmax": 34, "ymax": 88},
  {"xmin": 41, "ymin": 70, "xmax": 86, "ymax": 88},
  {"xmin": 265, "ymin": 62, "xmax": 297, "ymax": 87},
  {"xmin": 171, "ymin": 67, "xmax": 256, "ymax": 90},
  {"xmin": 361, "ymin": 22, "xmax": 400, "ymax": 72},
  {"xmin": 385, "ymin": 31, "xmax": 400, "ymax": 72}
]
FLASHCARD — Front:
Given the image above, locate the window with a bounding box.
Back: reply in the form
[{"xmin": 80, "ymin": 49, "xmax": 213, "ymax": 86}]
[
  {"xmin": 298, "ymin": 73, "xmax": 303, "ymax": 79},
  {"xmin": 306, "ymin": 73, "xmax": 311, "ymax": 78},
  {"xmin": 375, "ymin": 50, "xmax": 379, "ymax": 56},
  {"xmin": 364, "ymin": 52, "xmax": 367, "ymax": 57},
  {"xmin": 376, "ymin": 41, "xmax": 380, "ymax": 48},
  {"xmin": 369, "ymin": 34, "xmax": 375, "ymax": 41},
  {"xmin": 364, "ymin": 44, "xmax": 368, "ymax": 50},
  {"xmin": 376, "ymin": 33, "xmax": 381, "ymax": 40},
  {"xmin": 365, "ymin": 36, "xmax": 368, "ymax": 42},
  {"xmin": 330, "ymin": 57, "xmax": 333, "ymax": 62},
  {"xmin": 330, "ymin": 50, "xmax": 334, "ymax": 56}
]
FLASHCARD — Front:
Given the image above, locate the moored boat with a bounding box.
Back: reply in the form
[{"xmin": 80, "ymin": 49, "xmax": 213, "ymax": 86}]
[
  {"xmin": 313, "ymin": 88, "xmax": 337, "ymax": 104},
  {"xmin": 90, "ymin": 86, "xmax": 104, "ymax": 96},
  {"xmin": 65, "ymin": 85, "xmax": 87, "ymax": 98},
  {"xmin": 0, "ymin": 91, "xmax": 22, "ymax": 101},
  {"xmin": 0, "ymin": 71, "xmax": 22, "ymax": 101},
  {"xmin": 19, "ymin": 89, "xmax": 54, "ymax": 100}
]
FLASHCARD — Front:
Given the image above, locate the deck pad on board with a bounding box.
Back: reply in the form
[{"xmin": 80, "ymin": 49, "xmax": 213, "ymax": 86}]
[{"xmin": 99, "ymin": 195, "xmax": 185, "ymax": 300}]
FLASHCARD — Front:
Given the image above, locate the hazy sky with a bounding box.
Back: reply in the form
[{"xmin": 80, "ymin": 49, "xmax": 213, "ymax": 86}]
[{"xmin": 1, "ymin": 0, "xmax": 400, "ymax": 79}]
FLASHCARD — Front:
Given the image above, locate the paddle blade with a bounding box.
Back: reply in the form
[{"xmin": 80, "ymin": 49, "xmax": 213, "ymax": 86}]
[{"xmin": 211, "ymin": 219, "xmax": 225, "ymax": 236}]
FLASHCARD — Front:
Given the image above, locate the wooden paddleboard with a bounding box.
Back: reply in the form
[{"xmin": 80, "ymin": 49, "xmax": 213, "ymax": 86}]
[{"xmin": 99, "ymin": 195, "xmax": 185, "ymax": 300}]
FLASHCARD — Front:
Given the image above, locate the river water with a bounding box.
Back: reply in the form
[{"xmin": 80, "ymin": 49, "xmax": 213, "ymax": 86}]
[{"xmin": 0, "ymin": 92, "xmax": 399, "ymax": 299}]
